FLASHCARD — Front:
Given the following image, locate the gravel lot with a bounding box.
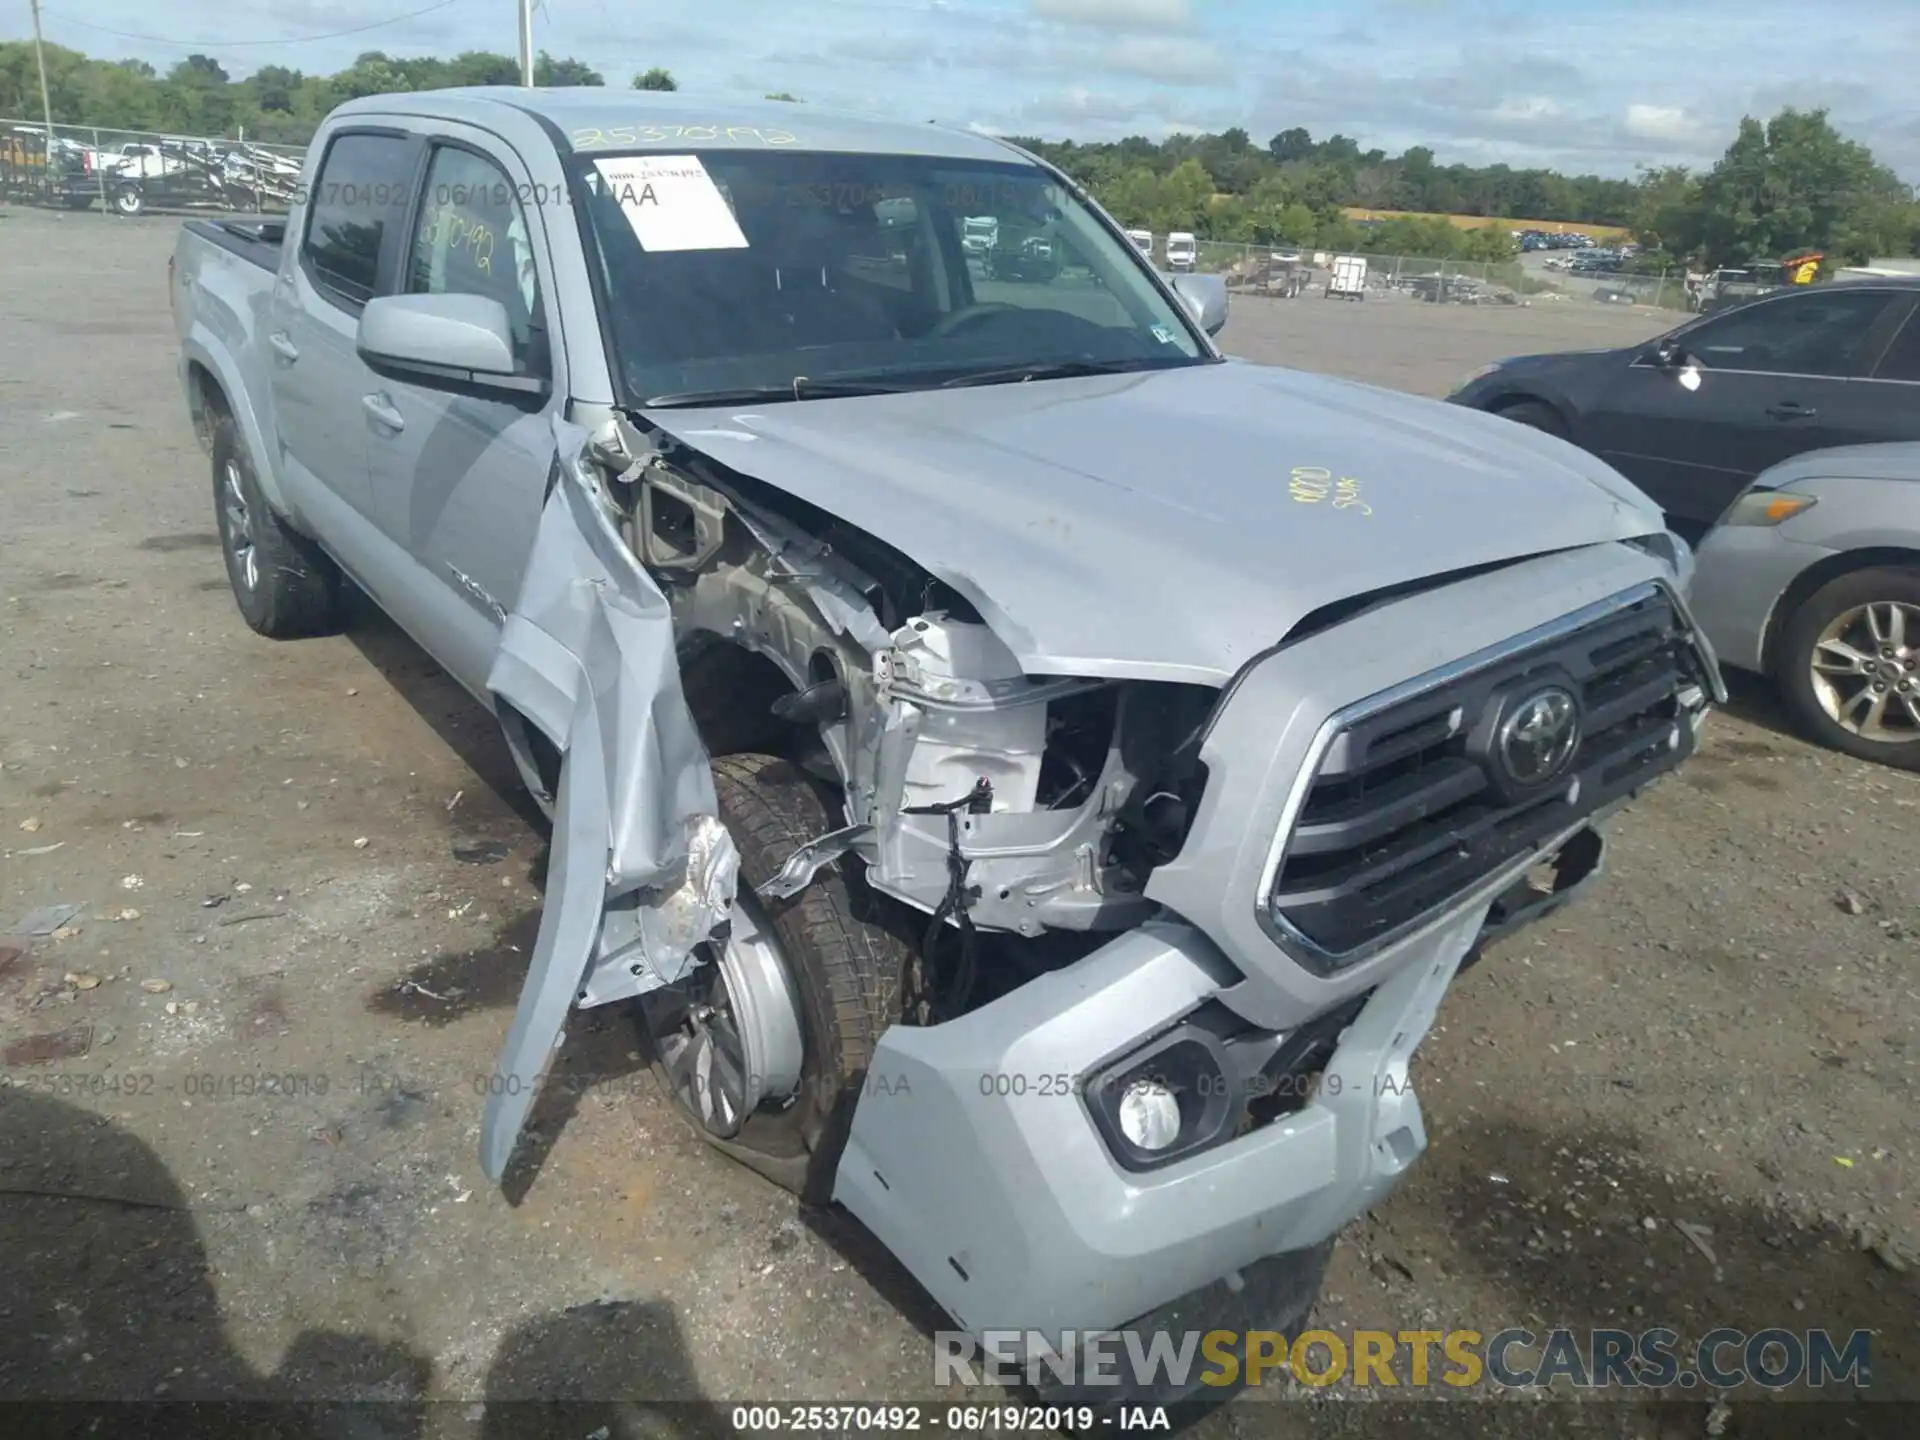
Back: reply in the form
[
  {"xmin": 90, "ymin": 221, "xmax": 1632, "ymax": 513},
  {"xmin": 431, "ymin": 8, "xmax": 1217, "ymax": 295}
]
[{"xmin": 1, "ymin": 206, "xmax": 1914, "ymax": 1439}]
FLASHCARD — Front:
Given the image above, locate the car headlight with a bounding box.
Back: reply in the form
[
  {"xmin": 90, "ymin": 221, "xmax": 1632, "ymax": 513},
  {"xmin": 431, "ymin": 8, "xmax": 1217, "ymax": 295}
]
[{"xmin": 1716, "ymin": 488, "xmax": 1818, "ymax": 527}]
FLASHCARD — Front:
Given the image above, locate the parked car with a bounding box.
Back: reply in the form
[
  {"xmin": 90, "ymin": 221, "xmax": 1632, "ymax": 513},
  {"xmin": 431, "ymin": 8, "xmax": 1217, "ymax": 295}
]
[
  {"xmin": 173, "ymin": 88, "xmax": 1716, "ymax": 1407},
  {"xmin": 984, "ymin": 232, "xmax": 1060, "ymax": 283},
  {"xmin": 1690, "ymin": 443, "xmax": 1920, "ymax": 770},
  {"xmin": 1448, "ymin": 278, "xmax": 1920, "ymax": 525}
]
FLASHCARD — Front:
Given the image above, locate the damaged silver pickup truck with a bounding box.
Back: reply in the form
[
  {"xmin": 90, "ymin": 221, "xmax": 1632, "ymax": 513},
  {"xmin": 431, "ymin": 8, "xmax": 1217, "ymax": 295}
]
[{"xmin": 174, "ymin": 89, "xmax": 1722, "ymax": 1400}]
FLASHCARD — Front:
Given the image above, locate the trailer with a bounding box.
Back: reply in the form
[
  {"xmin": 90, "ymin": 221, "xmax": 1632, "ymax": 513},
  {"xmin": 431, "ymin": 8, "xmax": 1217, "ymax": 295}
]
[{"xmin": 1325, "ymin": 253, "xmax": 1367, "ymax": 300}]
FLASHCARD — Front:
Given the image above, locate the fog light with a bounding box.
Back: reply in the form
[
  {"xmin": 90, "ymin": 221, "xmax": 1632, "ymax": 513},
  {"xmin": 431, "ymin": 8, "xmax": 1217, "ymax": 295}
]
[{"xmin": 1116, "ymin": 1079, "xmax": 1182, "ymax": 1151}]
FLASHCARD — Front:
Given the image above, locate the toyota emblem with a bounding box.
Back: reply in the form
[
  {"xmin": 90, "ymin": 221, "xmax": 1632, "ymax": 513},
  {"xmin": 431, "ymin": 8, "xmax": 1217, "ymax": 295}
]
[{"xmin": 1496, "ymin": 685, "xmax": 1581, "ymax": 786}]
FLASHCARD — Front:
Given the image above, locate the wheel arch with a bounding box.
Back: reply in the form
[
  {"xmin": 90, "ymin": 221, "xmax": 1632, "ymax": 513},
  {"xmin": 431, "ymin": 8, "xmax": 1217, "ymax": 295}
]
[
  {"xmin": 1760, "ymin": 546, "xmax": 1920, "ymax": 678},
  {"xmin": 184, "ymin": 358, "xmax": 230, "ymax": 451},
  {"xmin": 1482, "ymin": 390, "xmax": 1571, "ymax": 436}
]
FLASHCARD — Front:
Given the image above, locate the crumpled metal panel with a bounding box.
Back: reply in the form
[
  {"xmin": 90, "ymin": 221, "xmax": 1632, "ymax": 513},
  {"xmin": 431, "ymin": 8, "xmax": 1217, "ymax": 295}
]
[{"xmin": 477, "ymin": 415, "xmax": 730, "ymax": 1183}]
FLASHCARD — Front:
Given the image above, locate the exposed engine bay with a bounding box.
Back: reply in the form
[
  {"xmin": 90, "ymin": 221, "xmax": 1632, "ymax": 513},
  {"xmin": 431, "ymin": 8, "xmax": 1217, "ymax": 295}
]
[{"xmin": 579, "ymin": 410, "xmax": 1220, "ymax": 1022}]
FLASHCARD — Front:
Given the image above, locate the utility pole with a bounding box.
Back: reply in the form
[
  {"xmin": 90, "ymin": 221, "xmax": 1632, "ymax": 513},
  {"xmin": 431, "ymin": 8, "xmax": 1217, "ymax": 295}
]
[
  {"xmin": 29, "ymin": 0, "xmax": 58, "ymax": 173},
  {"xmin": 518, "ymin": 0, "xmax": 535, "ymax": 87}
]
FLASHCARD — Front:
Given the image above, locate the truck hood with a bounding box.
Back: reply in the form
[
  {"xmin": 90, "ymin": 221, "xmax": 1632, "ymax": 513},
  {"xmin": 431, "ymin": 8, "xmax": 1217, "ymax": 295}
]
[{"xmin": 642, "ymin": 357, "xmax": 1665, "ymax": 685}]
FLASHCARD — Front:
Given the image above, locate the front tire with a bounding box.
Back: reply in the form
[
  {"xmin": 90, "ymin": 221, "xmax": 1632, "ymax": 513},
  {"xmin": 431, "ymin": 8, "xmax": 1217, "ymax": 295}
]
[
  {"xmin": 112, "ymin": 183, "xmax": 143, "ymax": 217},
  {"xmin": 637, "ymin": 754, "xmax": 909, "ymax": 1202},
  {"xmin": 1776, "ymin": 567, "xmax": 1920, "ymax": 771},
  {"xmin": 210, "ymin": 416, "xmax": 344, "ymax": 638},
  {"xmin": 1494, "ymin": 398, "xmax": 1568, "ymax": 439}
]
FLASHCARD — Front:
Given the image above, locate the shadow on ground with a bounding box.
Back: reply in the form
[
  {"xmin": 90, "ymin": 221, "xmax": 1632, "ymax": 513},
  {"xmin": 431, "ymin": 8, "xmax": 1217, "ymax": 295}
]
[
  {"xmin": 1407, "ymin": 1114, "xmax": 1914, "ymax": 1434},
  {"xmin": 342, "ymin": 590, "xmax": 546, "ymax": 836},
  {"xmin": 0, "ymin": 1088, "xmax": 727, "ymax": 1439}
]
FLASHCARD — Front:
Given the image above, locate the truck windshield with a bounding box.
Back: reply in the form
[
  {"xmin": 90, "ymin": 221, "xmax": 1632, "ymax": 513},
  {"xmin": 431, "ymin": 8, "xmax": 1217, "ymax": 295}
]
[{"xmin": 568, "ymin": 148, "xmax": 1208, "ymax": 406}]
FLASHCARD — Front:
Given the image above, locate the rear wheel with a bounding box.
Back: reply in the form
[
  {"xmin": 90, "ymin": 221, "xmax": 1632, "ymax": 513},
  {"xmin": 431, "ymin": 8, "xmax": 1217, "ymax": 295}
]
[
  {"xmin": 112, "ymin": 183, "xmax": 143, "ymax": 217},
  {"xmin": 211, "ymin": 416, "xmax": 344, "ymax": 638},
  {"xmin": 1494, "ymin": 399, "xmax": 1567, "ymax": 439},
  {"xmin": 636, "ymin": 754, "xmax": 909, "ymax": 1202},
  {"xmin": 1776, "ymin": 567, "xmax": 1920, "ymax": 771}
]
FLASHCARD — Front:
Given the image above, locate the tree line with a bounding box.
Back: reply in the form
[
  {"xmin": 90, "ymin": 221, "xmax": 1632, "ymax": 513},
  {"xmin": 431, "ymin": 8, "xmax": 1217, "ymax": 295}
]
[
  {"xmin": 0, "ymin": 42, "xmax": 678, "ymax": 146},
  {"xmin": 3, "ymin": 40, "xmax": 1915, "ymax": 268}
]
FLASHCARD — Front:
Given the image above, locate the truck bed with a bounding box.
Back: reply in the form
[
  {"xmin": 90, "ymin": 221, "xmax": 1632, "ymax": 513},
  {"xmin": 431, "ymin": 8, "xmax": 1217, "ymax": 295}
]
[{"xmin": 183, "ymin": 215, "xmax": 286, "ymax": 272}]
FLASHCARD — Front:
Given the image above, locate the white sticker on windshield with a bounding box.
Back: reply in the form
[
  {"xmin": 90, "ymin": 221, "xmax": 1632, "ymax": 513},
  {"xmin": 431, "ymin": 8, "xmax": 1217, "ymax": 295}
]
[
  {"xmin": 1151, "ymin": 325, "xmax": 1175, "ymax": 345},
  {"xmin": 591, "ymin": 154, "xmax": 749, "ymax": 252}
]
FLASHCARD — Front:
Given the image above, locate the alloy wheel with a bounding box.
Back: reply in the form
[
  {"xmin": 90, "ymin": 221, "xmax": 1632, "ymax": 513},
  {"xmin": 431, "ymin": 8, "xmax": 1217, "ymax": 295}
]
[
  {"xmin": 1809, "ymin": 600, "xmax": 1920, "ymax": 742},
  {"xmin": 221, "ymin": 459, "xmax": 258, "ymax": 592}
]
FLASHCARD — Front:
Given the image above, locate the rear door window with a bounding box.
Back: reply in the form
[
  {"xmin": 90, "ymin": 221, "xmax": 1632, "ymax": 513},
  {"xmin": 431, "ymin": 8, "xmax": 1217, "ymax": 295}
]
[
  {"xmin": 302, "ymin": 132, "xmax": 420, "ymax": 310},
  {"xmin": 1872, "ymin": 308, "xmax": 1920, "ymax": 383}
]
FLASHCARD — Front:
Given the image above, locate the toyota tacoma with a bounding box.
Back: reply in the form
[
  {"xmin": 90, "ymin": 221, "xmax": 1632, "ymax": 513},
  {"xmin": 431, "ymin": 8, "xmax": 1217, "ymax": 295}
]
[{"xmin": 172, "ymin": 88, "xmax": 1722, "ymax": 1403}]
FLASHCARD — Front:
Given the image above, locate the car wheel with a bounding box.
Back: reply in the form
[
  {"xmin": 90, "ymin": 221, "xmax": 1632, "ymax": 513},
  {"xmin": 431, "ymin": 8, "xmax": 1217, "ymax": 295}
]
[
  {"xmin": 635, "ymin": 753, "xmax": 910, "ymax": 1203},
  {"xmin": 1776, "ymin": 568, "xmax": 1920, "ymax": 771},
  {"xmin": 112, "ymin": 184, "xmax": 143, "ymax": 217},
  {"xmin": 211, "ymin": 416, "xmax": 344, "ymax": 638},
  {"xmin": 1494, "ymin": 399, "xmax": 1568, "ymax": 440}
]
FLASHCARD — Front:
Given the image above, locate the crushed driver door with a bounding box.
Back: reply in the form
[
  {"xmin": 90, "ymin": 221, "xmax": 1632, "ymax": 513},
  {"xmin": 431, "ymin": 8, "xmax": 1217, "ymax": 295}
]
[{"xmin": 477, "ymin": 417, "xmax": 736, "ymax": 1182}]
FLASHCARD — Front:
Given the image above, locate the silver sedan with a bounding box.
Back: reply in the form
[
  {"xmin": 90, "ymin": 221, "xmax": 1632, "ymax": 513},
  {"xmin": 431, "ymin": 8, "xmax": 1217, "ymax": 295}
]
[{"xmin": 1689, "ymin": 442, "xmax": 1920, "ymax": 770}]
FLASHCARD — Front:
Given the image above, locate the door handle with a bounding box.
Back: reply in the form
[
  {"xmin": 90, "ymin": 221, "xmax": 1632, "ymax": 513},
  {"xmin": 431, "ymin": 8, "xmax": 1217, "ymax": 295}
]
[
  {"xmin": 361, "ymin": 393, "xmax": 406, "ymax": 432},
  {"xmin": 1765, "ymin": 401, "xmax": 1816, "ymax": 420},
  {"xmin": 267, "ymin": 332, "xmax": 299, "ymax": 362}
]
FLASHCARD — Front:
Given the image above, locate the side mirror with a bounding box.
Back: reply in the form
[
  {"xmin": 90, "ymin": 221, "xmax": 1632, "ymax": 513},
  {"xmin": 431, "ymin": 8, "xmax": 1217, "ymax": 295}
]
[
  {"xmin": 1650, "ymin": 337, "xmax": 1688, "ymax": 370},
  {"xmin": 1168, "ymin": 271, "xmax": 1229, "ymax": 337},
  {"xmin": 357, "ymin": 293, "xmax": 543, "ymax": 396}
]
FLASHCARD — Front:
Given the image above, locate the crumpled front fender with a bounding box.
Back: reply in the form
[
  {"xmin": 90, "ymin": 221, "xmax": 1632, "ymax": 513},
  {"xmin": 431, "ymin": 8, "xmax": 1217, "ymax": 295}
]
[{"xmin": 478, "ymin": 416, "xmax": 732, "ymax": 1183}]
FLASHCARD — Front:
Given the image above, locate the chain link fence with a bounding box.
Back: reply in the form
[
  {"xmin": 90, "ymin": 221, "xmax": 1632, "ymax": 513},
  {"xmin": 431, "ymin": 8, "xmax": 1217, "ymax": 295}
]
[
  {"xmin": 1183, "ymin": 240, "xmax": 1688, "ymax": 312},
  {"xmin": 2, "ymin": 118, "xmax": 305, "ymax": 217}
]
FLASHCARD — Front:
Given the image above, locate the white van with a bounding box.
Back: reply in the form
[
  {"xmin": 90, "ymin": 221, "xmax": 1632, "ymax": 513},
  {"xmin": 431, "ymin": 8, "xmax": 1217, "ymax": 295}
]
[
  {"xmin": 1165, "ymin": 231, "xmax": 1198, "ymax": 272},
  {"xmin": 1124, "ymin": 228, "xmax": 1153, "ymax": 257}
]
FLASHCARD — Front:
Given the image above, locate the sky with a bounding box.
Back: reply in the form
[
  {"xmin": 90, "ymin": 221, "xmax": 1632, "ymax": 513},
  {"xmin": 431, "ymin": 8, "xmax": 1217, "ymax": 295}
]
[{"xmin": 12, "ymin": 0, "xmax": 1920, "ymax": 181}]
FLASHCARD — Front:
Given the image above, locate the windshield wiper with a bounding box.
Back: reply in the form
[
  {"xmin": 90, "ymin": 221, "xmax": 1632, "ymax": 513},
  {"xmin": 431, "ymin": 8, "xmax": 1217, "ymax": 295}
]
[
  {"xmin": 640, "ymin": 377, "xmax": 920, "ymax": 408},
  {"xmin": 937, "ymin": 357, "xmax": 1172, "ymax": 389}
]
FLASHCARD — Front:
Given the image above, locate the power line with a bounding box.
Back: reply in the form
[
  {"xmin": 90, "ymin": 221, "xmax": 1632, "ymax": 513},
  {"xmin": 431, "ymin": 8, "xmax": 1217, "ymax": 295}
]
[{"xmin": 39, "ymin": 0, "xmax": 465, "ymax": 49}]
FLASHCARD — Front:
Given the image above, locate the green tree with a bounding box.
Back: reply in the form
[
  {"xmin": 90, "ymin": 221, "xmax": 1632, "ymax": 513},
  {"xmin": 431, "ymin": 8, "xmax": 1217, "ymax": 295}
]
[
  {"xmin": 536, "ymin": 53, "xmax": 604, "ymax": 85},
  {"xmin": 1267, "ymin": 127, "xmax": 1312, "ymax": 164},
  {"xmin": 633, "ymin": 67, "xmax": 678, "ymax": 92},
  {"xmin": 1683, "ymin": 108, "xmax": 1914, "ymax": 266}
]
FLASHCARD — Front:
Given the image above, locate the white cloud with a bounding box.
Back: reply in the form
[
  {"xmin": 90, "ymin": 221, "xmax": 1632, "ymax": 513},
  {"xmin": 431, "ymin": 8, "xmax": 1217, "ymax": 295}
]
[
  {"xmin": 1100, "ymin": 35, "xmax": 1225, "ymax": 84},
  {"xmin": 1492, "ymin": 97, "xmax": 1563, "ymax": 122},
  {"xmin": 1623, "ymin": 104, "xmax": 1704, "ymax": 143},
  {"xmin": 1030, "ymin": 0, "xmax": 1192, "ymax": 33}
]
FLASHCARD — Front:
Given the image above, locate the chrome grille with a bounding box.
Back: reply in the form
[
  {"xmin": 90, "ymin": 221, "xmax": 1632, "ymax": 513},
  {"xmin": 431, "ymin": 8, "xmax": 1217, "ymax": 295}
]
[{"xmin": 1266, "ymin": 587, "xmax": 1704, "ymax": 971}]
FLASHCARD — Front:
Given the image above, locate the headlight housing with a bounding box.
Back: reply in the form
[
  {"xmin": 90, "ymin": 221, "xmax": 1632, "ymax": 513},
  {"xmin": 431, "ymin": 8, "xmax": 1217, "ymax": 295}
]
[
  {"xmin": 1625, "ymin": 529, "xmax": 1695, "ymax": 590},
  {"xmin": 1716, "ymin": 488, "xmax": 1818, "ymax": 528}
]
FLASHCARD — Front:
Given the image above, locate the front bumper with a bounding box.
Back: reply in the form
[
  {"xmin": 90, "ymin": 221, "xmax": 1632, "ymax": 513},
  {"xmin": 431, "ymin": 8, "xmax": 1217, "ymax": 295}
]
[
  {"xmin": 834, "ymin": 905, "xmax": 1481, "ymax": 1340},
  {"xmin": 1689, "ymin": 523, "xmax": 1835, "ymax": 676}
]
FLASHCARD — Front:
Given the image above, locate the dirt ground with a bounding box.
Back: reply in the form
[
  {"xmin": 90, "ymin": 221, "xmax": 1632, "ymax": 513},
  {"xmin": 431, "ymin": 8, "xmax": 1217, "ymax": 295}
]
[{"xmin": 1, "ymin": 206, "xmax": 1914, "ymax": 1440}]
